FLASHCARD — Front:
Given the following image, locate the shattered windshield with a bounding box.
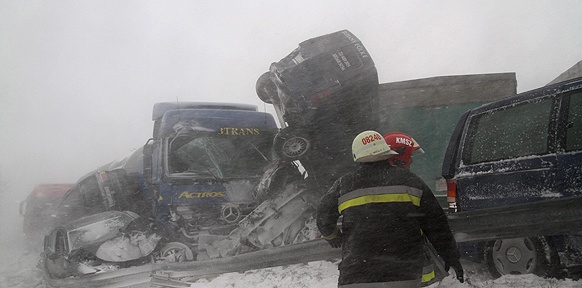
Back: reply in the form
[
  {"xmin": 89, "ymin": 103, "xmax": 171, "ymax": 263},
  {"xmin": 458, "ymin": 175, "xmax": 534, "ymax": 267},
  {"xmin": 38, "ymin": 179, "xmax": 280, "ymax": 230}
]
[
  {"xmin": 168, "ymin": 133, "xmax": 272, "ymax": 178},
  {"xmin": 67, "ymin": 213, "xmax": 135, "ymax": 252}
]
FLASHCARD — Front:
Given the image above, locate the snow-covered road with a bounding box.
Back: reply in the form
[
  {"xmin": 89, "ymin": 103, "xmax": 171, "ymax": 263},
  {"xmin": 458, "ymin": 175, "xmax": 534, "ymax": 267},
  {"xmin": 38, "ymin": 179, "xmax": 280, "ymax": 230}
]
[{"xmin": 1, "ymin": 247, "xmax": 581, "ymax": 288}]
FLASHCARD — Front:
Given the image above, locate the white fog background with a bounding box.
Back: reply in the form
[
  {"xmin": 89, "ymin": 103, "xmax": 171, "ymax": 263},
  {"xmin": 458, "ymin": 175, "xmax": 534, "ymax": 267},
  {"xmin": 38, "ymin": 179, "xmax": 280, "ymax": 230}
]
[{"xmin": 1, "ymin": 0, "xmax": 582, "ymax": 283}]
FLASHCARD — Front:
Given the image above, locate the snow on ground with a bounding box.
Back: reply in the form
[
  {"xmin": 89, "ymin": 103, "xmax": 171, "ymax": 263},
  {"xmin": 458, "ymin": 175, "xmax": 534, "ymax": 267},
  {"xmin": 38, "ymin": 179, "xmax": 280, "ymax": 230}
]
[
  {"xmin": 187, "ymin": 259, "xmax": 581, "ymax": 288},
  {"xmin": 0, "ymin": 250, "xmax": 45, "ymax": 288},
  {"xmin": 1, "ymin": 246, "xmax": 581, "ymax": 288}
]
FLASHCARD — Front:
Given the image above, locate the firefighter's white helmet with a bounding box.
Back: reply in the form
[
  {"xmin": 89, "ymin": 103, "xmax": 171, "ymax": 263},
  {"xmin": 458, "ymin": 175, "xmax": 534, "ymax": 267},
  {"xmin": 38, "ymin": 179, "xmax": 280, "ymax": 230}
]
[{"xmin": 352, "ymin": 130, "xmax": 398, "ymax": 163}]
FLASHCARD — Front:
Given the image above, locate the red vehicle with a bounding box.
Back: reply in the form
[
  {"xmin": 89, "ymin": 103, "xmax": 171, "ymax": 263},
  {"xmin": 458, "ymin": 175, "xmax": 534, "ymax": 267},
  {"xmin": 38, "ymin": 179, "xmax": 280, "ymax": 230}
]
[{"xmin": 20, "ymin": 184, "xmax": 74, "ymax": 244}]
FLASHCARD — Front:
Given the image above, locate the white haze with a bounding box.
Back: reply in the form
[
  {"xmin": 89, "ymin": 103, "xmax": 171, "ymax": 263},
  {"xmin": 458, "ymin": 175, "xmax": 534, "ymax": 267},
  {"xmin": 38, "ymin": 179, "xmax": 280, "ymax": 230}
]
[{"xmin": 1, "ymin": 0, "xmax": 582, "ymax": 283}]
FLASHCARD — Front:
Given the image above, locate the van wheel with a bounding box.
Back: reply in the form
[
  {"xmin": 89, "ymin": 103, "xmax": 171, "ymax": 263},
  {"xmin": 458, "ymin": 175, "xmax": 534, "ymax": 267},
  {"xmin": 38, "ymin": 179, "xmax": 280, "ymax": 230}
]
[
  {"xmin": 486, "ymin": 237, "xmax": 550, "ymax": 278},
  {"xmin": 256, "ymin": 72, "xmax": 276, "ymax": 104},
  {"xmin": 274, "ymin": 129, "xmax": 310, "ymax": 160},
  {"xmin": 160, "ymin": 242, "xmax": 194, "ymax": 262}
]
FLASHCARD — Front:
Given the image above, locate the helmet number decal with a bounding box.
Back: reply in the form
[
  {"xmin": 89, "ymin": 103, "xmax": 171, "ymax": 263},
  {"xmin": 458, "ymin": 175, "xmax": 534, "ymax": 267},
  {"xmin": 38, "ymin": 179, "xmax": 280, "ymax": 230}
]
[{"xmin": 361, "ymin": 133, "xmax": 382, "ymax": 145}]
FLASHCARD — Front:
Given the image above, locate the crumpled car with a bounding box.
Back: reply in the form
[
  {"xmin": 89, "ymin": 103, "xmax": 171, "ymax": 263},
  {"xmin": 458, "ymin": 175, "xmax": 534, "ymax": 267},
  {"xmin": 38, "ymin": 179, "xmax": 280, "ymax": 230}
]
[{"xmin": 42, "ymin": 211, "xmax": 166, "ymax": 278}]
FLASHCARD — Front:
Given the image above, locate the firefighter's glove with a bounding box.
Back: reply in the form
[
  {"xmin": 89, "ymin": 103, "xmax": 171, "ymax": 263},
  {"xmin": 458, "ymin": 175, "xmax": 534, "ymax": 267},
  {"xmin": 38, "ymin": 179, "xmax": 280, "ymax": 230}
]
[
  {"xmin": 445, "ymin": 259, "xmax": 464, "ymax": 283},
  {"xmin": 323, "ymin": 230, "xmax": 342, "ymax": 248}
]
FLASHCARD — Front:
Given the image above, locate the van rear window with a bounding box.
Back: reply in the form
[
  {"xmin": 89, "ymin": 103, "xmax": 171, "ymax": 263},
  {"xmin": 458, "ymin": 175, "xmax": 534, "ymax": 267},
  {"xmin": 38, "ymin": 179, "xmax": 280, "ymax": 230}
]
[
  {"xmin": 462, "ymin": 97, "xmax": 554, "ymax": 164},
  {"xmin": 566, "ymin": 93, "xmax": 582, "ymax": 152}
]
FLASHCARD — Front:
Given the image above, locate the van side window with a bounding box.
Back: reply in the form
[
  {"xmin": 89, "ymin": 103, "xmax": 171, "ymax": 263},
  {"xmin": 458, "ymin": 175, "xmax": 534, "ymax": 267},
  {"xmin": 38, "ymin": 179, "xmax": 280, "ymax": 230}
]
[
  {"xmin": 55, "ymin": 230, "xmax": 66, "ymax": 254},
  {"xmin": 566, "ymin": 92, "xmax": 582, "ymax": 151},
  {"xmin": 463, "ymin": 97, "xmax": 554, "ymax": 164}
]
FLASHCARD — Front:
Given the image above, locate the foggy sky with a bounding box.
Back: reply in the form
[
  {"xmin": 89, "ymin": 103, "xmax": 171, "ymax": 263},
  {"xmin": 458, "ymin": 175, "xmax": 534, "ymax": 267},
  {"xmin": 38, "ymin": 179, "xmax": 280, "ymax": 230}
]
[{"xmin": 1, "ymin": 0, "xmax": 582, "ymax": 204}]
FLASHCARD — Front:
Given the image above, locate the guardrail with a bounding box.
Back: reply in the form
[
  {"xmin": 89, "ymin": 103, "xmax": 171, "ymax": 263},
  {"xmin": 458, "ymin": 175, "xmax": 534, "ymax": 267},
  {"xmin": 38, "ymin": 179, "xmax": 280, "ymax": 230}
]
[{"xmin": 45, "ymin": 240, "xmax": 341, "ymax": 288}]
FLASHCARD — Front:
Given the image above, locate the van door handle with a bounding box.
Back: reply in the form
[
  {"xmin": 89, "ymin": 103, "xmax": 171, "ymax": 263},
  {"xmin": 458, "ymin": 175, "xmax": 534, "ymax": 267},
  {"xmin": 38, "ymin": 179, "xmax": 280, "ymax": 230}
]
[{"xmin": 541, "ymin": 161, "xmax": 554, "ymax": 168}]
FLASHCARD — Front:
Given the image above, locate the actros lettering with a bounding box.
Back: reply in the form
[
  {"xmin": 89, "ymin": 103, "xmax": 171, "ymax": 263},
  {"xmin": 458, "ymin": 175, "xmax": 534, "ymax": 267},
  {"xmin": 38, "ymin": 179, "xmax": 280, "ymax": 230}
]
[
  {"xmin": 220, "ymin": 127, "xmax": 260, "ymax": 136},
  {"xmin": 178, "ymin": 191, "xmax": 225, "ymax": 199}
]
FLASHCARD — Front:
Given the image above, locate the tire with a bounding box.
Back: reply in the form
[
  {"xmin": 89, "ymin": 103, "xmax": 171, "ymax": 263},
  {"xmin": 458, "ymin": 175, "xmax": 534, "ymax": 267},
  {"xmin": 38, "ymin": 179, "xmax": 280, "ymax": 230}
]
[
  {"xmin": 274, "ymin": 129, "xmax": 311, "ymax": 160},
  {"xmin": 486, "ymin": 237, "xmax": 550, "ymax": 278},
  {"xmin": 159, "ymin": 242, "xmax": 195, "ymax": 263},
  {"xmin": 256, "ymin": 72, "xmax": 276, "ymax": 104}
]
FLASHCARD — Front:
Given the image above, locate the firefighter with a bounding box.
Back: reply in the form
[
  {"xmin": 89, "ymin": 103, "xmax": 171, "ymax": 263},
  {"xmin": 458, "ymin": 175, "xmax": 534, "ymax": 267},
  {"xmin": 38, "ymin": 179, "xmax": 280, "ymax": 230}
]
[
  {"xmin": 316, "ymin": 130, "xmax": 463, "ymax": 287},
  {"xmin": 384, "ymin": 131, "xmax": 438, "ymax": 286}
]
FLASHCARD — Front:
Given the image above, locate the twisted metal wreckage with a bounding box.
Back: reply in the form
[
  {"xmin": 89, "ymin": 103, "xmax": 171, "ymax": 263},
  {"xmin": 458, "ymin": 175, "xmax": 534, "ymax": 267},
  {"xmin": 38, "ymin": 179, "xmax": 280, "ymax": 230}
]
[{"xmin": 43, "ymin": 30, "xmax": 582, "ymax": 287}]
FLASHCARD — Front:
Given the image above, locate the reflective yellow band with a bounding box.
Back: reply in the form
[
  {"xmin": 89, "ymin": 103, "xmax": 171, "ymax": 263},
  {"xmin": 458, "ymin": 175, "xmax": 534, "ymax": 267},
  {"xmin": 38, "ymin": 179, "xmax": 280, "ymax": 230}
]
[
  {"xmin": 323, "ymin": 227, "xmax": 340, "ymax": 241},
  {"xmin": 421, "ymin": 270, "xmax": 436, "ymax": 283},
  {"xmin": 338, "ymin": 193, "xmax": 421, "ymax": 213}
]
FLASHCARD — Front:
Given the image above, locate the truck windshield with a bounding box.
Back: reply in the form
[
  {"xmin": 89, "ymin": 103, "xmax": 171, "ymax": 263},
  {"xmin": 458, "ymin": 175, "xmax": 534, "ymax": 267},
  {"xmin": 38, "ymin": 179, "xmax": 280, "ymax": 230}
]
[{"xmin": 168, "ymin": 134, "xmax": 272, "ymax": 179}]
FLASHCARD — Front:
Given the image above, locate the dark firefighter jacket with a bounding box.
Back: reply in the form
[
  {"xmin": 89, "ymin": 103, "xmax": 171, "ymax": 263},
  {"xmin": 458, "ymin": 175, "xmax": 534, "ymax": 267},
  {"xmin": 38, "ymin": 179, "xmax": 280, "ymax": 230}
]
[{"xmin": 316, "ymin": 161, "xmax": 460, "ymax": 287}]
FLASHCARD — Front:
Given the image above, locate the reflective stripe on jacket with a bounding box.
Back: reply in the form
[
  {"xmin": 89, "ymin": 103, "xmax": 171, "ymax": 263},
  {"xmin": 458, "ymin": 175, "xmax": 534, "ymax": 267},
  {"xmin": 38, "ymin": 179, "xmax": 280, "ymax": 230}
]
[{"xmin": 338, "ymin": 186, "xmax": 423, "ymax": 213}]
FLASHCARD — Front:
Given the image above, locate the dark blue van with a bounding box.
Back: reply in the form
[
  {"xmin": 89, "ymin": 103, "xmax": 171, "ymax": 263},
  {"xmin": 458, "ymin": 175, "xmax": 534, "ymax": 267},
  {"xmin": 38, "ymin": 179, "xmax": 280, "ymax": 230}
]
[
  {"xmin": 256, "ymin": 30, "xmax": 380, "ymax": 190},
  {"xmin": 442, "ymin": 77, "xmax": 582, "ymax": 278}
]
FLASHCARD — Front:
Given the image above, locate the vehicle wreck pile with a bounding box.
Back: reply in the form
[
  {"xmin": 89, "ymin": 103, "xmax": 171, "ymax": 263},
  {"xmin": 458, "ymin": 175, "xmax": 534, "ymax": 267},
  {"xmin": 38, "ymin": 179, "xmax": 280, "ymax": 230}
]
[{"xmin": 41, "ymin": 29, "xmax": 380, "ymax": 281}]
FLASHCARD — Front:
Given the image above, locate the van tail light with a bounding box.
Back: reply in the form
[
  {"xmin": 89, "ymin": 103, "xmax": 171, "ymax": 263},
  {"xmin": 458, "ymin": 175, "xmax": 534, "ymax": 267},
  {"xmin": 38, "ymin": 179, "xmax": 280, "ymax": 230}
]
[
  {"xmin": 446, "ymin": 178, "xmax": 458, "ymax": 212},
  {"xmin": 99, "ymin": 171, "xmax": 109, "ymax": 182}
]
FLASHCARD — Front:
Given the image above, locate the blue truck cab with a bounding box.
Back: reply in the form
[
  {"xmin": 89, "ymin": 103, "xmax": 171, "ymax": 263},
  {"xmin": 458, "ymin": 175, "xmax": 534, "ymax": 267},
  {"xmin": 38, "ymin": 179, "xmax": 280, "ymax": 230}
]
[{"xmin": 144, "ymin": 102, "xmax": 282, "ymax": 236}]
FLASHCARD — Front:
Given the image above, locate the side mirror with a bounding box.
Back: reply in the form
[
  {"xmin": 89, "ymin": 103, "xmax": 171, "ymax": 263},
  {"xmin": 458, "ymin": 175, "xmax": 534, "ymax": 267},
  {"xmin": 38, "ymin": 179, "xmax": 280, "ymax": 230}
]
[
  {"xmin": 143, "ymin": 139, "xmax": 154, "ymax": 156},
  {"xmin": 143, "ymin": 139, "xmax": 154, "ymax": 184}
]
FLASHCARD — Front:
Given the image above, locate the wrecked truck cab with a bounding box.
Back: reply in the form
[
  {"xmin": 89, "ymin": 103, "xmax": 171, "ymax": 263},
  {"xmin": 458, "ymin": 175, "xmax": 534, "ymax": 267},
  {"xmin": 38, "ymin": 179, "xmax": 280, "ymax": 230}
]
[
  {"xmin": 256, "ymin": 29, "xmax": 380, "ymax": 161},
  {"xmin": 145, "ymin": 102, "xmax": 301, "ymax": 241}
]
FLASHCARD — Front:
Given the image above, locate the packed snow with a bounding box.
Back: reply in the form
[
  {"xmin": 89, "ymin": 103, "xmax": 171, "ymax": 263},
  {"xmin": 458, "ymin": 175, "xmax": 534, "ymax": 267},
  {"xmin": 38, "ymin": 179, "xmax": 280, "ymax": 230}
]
[
  {"xmin": 186, "ymin": 259, "xmax": 582, "ymax": 288},
  {"xmin": 1, "ymin": 245, "xmax": 581, "ymax": 288}
]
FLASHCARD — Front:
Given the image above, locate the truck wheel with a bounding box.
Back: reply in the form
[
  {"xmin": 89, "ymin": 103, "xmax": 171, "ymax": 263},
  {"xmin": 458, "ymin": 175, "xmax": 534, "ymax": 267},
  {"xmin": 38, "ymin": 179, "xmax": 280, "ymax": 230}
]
[
  {"xmin": 256, "ymin": 72, "xmax": 276, "ymax": 104},
  {"xmin": 486, "ymin": 237, "xmax": 549, "ymax": 278},
  {"xmin": 160, "ymin": 242, "xmax": 194, "ymax": 263},
  {"xmin": 274, "ymin": 130, "xmax": 310, "ymax": 160}
]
